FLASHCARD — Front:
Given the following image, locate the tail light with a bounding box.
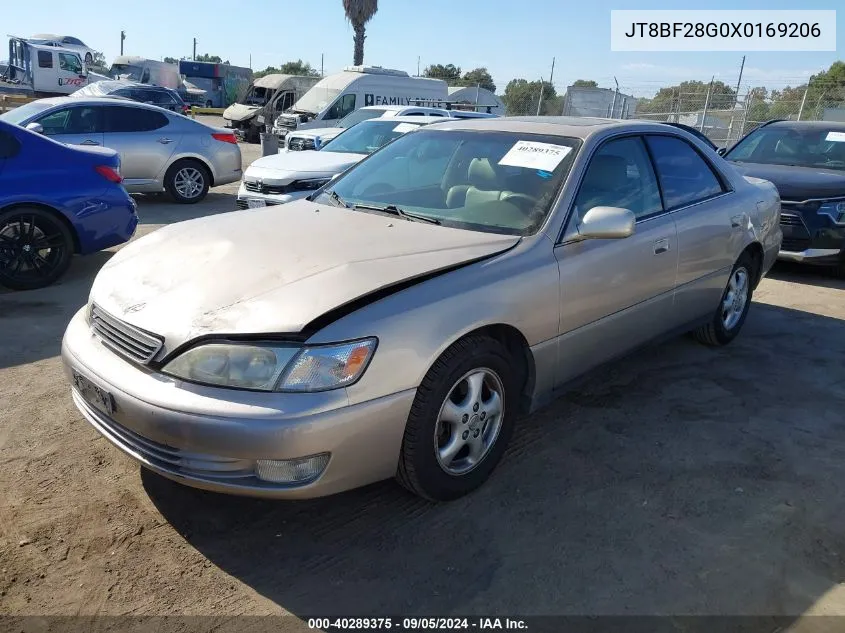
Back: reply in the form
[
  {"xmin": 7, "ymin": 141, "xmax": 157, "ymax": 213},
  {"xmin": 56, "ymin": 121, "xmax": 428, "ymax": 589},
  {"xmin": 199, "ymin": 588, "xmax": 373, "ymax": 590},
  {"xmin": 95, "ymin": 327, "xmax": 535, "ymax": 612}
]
[
  {"xmin": 95, "ymin": 165, "xmax": 122, "ymax": 183},
  {"xmin": 182, "ymin": 104, "xmax": 191, "ymax": 115},
  {"xmin": 212, "ymin": 132, "xmax": 238, "ymax": 145}
]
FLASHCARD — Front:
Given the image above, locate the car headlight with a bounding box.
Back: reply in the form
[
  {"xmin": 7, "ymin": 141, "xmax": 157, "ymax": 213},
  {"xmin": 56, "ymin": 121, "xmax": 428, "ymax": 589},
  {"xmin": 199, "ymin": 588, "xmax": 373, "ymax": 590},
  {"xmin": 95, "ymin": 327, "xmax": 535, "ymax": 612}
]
[
  {"xmin": 162, "ymin": 338, "xmax": 377, "ymax": 392},
  {"xmin": 818, "ymin": 201, "xmax": 845, "ymax": 225}
]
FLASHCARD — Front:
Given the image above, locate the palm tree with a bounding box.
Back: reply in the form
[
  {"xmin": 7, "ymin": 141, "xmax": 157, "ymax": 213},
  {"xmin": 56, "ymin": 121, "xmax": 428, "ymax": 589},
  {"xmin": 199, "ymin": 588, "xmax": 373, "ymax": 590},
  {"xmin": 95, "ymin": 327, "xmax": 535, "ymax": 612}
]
[{"xmin": 342, "ymin": 0, "xmax": 378, "ymax": 66}]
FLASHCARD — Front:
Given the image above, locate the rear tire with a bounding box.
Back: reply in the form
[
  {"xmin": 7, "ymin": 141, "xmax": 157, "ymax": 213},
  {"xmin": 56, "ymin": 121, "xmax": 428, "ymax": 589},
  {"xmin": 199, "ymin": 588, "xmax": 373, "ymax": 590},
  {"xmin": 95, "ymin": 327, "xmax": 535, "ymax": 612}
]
[
  {"xmin": 164, "ymin": 160, "xmax": 210, "ymax": 204},
  {"xmin": 396, "ymin": 335, "xmax": 519, "ymax": 501},
  {"xmin": 692, "ymin": 252, "xmax": 755, "ymax": 346},
  {"xmin": 0, "ymin": 207, "xmax": 74, "ymax": 291}
]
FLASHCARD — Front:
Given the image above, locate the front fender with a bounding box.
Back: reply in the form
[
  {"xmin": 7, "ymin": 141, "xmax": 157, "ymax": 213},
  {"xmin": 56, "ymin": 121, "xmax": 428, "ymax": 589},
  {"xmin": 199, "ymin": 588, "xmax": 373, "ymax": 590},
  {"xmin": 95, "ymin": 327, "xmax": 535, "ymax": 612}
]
[{"xmin": 308, "ymin": 238, "xmax": 561, "ymax": 407}]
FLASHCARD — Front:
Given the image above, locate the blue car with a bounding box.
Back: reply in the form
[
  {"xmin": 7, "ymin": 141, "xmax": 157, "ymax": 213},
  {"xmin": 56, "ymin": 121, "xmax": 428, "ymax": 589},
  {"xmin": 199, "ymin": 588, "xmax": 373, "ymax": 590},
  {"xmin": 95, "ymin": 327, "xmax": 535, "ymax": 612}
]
[{"xmin": 0, "ymin": 119, "xmax": 138, "ymax": 290}]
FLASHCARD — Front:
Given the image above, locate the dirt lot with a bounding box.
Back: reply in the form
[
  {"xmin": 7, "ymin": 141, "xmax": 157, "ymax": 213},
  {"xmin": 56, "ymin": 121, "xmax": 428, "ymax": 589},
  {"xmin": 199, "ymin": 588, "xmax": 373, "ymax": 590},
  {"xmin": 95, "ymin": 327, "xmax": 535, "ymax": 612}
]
[{"xmin": 2, "ymin": 121, "xmax": 845, "ymax": 627}]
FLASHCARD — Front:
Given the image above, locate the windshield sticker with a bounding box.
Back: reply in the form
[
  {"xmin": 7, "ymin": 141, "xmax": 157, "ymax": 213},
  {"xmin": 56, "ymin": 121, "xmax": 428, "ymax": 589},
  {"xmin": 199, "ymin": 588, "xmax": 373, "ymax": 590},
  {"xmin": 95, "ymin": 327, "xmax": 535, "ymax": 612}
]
[
  {"xmin": 826, "ymin": 131, "xmax": 845, "ymax": 142},
  {"xmin": 393, "ymin": 123, "xmax": 419, "ymax": 133},
  {"xmin": 499, "ymin": 141, "xmax": 572, "ymax": 171}
]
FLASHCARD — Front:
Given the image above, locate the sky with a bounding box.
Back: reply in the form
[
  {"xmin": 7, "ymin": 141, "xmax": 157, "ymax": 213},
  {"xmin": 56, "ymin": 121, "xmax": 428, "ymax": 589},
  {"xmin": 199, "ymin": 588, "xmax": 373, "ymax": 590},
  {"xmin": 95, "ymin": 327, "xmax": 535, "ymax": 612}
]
[{"xmin": 3, "ymin": 0, "xmax": 842, "ymax": 97}]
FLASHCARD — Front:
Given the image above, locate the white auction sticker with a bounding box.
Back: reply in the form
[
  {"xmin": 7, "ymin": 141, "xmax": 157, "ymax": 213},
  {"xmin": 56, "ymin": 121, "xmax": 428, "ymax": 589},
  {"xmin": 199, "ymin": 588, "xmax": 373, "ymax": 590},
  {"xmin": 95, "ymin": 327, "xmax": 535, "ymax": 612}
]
[
  {"xmin": 825, "ymin": 131, "xmax": 845, "ymax": 143},
  {"xmin": 393, "ymin": 123, "xmax": 419, "ymax": 133},
  {"xmin": 498, "ymin": 141, "xmax": 572, "ymax": 172}
]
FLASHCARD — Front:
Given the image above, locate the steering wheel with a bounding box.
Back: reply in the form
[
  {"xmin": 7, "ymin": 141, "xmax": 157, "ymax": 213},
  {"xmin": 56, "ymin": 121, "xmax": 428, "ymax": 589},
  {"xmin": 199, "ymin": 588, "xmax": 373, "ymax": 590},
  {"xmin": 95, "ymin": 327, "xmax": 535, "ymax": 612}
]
[{"xmin": 501, "ymin": 193, "xmax": 538, "ymax": 213}]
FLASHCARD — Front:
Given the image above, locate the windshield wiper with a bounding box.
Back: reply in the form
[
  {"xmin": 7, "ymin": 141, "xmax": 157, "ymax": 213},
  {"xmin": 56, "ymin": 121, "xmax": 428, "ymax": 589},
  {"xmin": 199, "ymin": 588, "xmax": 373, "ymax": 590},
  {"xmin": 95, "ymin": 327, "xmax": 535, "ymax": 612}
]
[{"xmin": 353, "ymin": 203, "xmax": 441, "ymax": 225}]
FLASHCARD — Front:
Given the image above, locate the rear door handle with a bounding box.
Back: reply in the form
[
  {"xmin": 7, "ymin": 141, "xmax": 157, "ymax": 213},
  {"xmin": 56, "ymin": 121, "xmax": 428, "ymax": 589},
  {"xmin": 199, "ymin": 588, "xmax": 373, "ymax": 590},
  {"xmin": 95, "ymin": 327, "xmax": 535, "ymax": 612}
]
[
  {"xmin": 157, "ymin": 137, "xmax": 174, "ymax": 144},
  {"xmin": 79, "ymin": 139, "xmax": 99, "ymax": 146},
  {"xmin": 731, "ymin": 214, "xmax": 744, "ymax": 228},
  {"xmin": 653, "ymin": 238, "xmax": 670, "ymax": 255}
]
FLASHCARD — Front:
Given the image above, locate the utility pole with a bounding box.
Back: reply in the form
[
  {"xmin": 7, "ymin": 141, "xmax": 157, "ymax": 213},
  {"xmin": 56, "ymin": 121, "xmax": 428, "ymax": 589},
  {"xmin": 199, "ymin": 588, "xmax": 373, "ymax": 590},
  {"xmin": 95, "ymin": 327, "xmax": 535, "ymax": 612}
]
[
  {"xmin": 417, "ymin": 56, "xmax": 421, "ymax": 77},
  {"xmin": 192, "ymin": 38, "xmax": 197, "ymax": 61},
  {"xmin": 120, "ymin": 30, "xmax": 125, "ymax": 55},
  {"xmin": 734, "ymin": 55, "xmax": 745, "ymax": 107},
  {"xmin": 536, "ymin": 57, "xmax": 555, "ymax": 116},
  {"xmin": 249, "ymin": 53, "xmax": 252, "ymax": 70},
  {"xmin": 321, "ymin": 53, "xmax": 324, "ymax": 77},
  {"xmin": 797, "ymin": 81, "xmax": 811, "ymax": 121}
]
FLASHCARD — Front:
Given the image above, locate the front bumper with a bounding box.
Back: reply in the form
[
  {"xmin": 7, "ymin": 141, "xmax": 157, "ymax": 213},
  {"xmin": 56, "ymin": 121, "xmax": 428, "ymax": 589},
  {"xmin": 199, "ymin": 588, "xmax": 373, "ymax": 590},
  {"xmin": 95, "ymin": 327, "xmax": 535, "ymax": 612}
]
[
  {"xmin": 777, "ymin": 208, "xmax": 844, "ymax": 266},
  {"xmin": 235, "ymin": 181, "xmax": 310, "ymax": 209},
  {"xmin": 61, "ymin": 308, "xmax": 414, "ymax": 499}
]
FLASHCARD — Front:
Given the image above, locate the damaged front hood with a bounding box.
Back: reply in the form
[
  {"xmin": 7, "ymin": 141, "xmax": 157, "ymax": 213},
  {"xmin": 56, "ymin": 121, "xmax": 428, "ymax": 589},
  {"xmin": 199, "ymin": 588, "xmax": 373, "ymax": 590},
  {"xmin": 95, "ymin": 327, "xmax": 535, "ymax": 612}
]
[
  {"xmin": 223, "ymin": 103, "xmax": 260, "ymax": 122},
  {"xmin": 244, "ymin": 150, "xmax": 365, "ymax": 183},
  {"xmin": 91, "ymin": 201, "xmax": 519, "ymax": 351}
]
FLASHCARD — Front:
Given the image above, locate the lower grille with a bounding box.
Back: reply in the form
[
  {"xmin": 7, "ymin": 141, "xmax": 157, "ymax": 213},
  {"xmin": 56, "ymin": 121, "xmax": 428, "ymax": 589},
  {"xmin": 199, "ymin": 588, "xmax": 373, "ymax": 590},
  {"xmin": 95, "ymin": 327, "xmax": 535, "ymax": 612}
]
[
  {"xmin": 781, "ymin": 237, "xmax": 812, "ymax": 252},
  {"xmin": 237, "ymin": 199, "xmax": 281, "ymax": 209},
  {"xmin": 90, "ymin": 304, "xmax": 163, "ymax": 365},
  {"xmin": 74, "ymin": 390, "xmax": 254, "ymax": 480},
  {"xmin": 779, "ymin": 212, "xmax": 805, "ymax": 227}
]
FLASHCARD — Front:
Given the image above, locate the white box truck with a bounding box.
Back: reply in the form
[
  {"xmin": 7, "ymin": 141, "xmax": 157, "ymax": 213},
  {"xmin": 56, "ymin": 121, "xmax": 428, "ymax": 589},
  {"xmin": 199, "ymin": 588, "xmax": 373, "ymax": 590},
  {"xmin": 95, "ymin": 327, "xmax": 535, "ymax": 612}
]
[{"xmin": 273, "ymin": 66, "xmax": 447, "ymax": 136}]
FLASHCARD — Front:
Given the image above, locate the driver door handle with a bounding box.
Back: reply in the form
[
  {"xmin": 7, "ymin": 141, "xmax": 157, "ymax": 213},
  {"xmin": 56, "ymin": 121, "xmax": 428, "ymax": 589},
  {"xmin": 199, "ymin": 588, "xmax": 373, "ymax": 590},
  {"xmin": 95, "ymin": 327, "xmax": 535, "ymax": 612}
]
[
  {"xmin": 157, "ymin": 137, "xmax": 174, "ymax": 144},
  {"xmin": 653, "ymin": 238, "xmax": 671, "ymax": 255},
  {"xmin": 79, "ymin": 139, "xmax": 99, "ymax": 146}
]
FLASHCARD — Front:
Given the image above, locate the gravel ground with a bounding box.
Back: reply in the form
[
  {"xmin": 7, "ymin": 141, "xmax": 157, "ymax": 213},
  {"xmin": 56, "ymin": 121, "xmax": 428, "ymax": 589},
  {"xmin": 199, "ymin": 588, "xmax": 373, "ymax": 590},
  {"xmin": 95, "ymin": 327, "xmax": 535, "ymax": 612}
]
[{"xmin": 2, "ymin": 120, "xmax": 845, "ymax": 628}]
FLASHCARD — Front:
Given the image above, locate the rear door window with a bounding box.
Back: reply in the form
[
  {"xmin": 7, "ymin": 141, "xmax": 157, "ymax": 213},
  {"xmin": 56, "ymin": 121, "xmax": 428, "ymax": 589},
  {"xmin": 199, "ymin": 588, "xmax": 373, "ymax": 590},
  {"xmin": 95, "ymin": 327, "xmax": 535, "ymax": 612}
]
[
  {"xmin": 645, "ymin": 135, "xmax": 726, "ymax": 210},
  {"xmin": 103, "ymin": 106, "xmax": 168, "ymax": 132}
]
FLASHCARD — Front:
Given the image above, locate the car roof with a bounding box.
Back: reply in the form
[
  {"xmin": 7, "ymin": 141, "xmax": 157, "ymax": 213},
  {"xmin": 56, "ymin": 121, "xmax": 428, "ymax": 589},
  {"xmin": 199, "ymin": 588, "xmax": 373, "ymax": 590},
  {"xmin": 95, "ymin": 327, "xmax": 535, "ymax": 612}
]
[
  {"xmin": 30, "ymin": 95, "xmax": 177, "ymax": 113},
  {"xmin": 365, "ymin": 115, "xmax": 445, "ymax": 124},
  {"xmin": 416, "ymin": 115, "xmax": 679, "ymax": 139},
  {"xmin": 360, "ymin": 105, "xmax": 445, "ymax": 112}
]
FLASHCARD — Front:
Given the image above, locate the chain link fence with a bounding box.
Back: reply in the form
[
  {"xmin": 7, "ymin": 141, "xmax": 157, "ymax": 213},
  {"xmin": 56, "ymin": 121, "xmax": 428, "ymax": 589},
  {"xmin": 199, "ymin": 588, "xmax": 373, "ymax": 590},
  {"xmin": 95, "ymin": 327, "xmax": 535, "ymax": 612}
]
[{"xmin": 494, "ymin": 77, "xmax": 845, "ymax": 149}]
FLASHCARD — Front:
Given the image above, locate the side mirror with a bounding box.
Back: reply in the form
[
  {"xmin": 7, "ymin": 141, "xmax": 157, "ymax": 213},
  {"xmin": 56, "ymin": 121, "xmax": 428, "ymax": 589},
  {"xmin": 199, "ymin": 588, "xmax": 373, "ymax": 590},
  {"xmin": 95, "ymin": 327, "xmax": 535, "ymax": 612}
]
[
  {"xmin": 716, "ymin": 147, "xmax": 727, "ymax": 156},
  {"xmin": 577, "ymin": 206, "xmax": 635, "ymax": 240},
  {"xmin": 25, "ymin": 122, "xmax": 44, "ymax": 135}
]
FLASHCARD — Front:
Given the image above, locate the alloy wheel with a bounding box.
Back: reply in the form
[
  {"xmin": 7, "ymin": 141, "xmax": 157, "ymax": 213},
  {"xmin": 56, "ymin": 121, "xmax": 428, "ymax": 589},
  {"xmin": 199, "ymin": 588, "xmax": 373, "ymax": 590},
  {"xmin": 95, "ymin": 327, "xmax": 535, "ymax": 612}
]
[
  {"xmin": 433, "ymin": 368, "xmax": 505, "ymax": 475},
  {"xmin": 721, "ymin": 266, "xmax": 749, "ymax": 330},
  {"xmin": 174, "ymin": 167, "xmax": 205, "ymax": 199},
  {"xmin": 0, "ymin": 215, "xmax": 68, "ymax": 285}
]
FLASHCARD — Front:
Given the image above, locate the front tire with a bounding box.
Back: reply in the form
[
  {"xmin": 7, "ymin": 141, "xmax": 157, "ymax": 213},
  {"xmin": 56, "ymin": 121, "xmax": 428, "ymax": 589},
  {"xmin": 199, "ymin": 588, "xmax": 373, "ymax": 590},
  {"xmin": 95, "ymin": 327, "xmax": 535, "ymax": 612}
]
[
  {"xmin": 164, "ymin": 160, "xmax": 210, "ymax": 204},
  {"xmin": 396, "ymin": 335, "xmax": 519, "ymax": 501},
  {"xmin": 0, "ymin": 207, "xmax": 74, "ymax": 291},
  {"xmin": 692, "ymin": 252, "xmax": 755, "ymax": 346}
]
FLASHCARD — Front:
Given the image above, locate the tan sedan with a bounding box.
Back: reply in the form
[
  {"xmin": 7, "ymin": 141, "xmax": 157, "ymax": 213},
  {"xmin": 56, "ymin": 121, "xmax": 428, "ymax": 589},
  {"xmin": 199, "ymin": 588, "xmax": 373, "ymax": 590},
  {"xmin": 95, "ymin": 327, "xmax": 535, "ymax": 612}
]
[{"xmin": 61, "ymin": 117, "xmax": 782, "ymax": 501}]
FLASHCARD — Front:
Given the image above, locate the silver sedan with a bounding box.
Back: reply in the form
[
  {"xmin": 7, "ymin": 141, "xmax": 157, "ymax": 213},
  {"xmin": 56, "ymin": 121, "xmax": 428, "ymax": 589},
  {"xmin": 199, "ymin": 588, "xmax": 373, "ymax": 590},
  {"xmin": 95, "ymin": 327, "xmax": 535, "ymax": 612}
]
[
  {"xmin": 0, "ymin": 96, "xmax": 241, "ymax": 204},
  {"xmin": 61, "ymin": 117, "xmax": 782, "ymax": 501}
]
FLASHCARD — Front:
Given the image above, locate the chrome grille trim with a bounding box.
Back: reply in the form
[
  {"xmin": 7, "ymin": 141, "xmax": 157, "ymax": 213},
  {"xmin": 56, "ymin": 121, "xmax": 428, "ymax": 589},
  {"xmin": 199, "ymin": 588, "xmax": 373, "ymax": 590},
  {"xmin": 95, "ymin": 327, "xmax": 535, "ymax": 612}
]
[
  {"xmin": 90, "ymin": 304, "xmax": 164, "ymax": 365},
  {"xmin": 779, "ymin": 212, "xmax": 805, "ymax": 227}
]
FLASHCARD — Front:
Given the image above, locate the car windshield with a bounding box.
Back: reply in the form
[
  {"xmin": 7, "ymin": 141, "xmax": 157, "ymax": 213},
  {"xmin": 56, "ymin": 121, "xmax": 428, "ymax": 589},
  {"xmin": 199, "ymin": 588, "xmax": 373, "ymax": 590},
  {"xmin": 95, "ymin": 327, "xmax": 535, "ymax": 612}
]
[
  {"xmin": 70, "ymin": 81, "xmax": 123, "ymax": 97},
  {"xmin": 0, "ymin": 101, "xmax": 54, "ymax": 124},
  {"xmin": 241, "ymin": 85, "xmax": 272, "ymax": 106},
  {"xmin": 291, "ymin": 87, "xmax": 341, "ymax": 116},
  {"xmin": 319, "ymin": 119, "xmax": 423, "ymax": 155},
  {"xmin": 338, "ymin": 108, "xmax": 387, "ymax": 128},
  {"xmin": 110, "ymin": 64, "xmax": 144, "ymax": 82},
  {"xmin": 313, "ymin": 129, "xmax": 579, "ymax": 236},
  {"xmin": 726, "ymin": 126, "xmax": 845, "ymax": 170}
]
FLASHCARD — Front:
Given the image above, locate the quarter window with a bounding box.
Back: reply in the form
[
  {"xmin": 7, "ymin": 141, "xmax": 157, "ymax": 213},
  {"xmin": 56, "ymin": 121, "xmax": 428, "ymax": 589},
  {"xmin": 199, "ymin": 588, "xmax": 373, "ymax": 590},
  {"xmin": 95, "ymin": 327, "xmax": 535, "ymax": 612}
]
[
  {"xmin": 37, "ymin": 51, "xmax": 52, "ymax": 68},
  {"xmin": 574, "ymin": 136, "xmax": 663, "ymax": 220},
  {"xmin": 645, "ymin": 135, "xmax": 725, "ymax": 210}
]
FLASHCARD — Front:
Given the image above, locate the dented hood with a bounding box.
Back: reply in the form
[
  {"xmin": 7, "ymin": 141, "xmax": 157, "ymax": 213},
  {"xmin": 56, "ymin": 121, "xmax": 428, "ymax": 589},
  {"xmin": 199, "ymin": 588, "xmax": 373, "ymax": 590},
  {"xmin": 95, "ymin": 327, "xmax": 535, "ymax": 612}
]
[
  {"xmin": 90, "ymin": 201, "xmax": 519, "ymax": 350},
  {"xmin": 223, "ymin": 102, "xmax": 260, "ymax": 122}
]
